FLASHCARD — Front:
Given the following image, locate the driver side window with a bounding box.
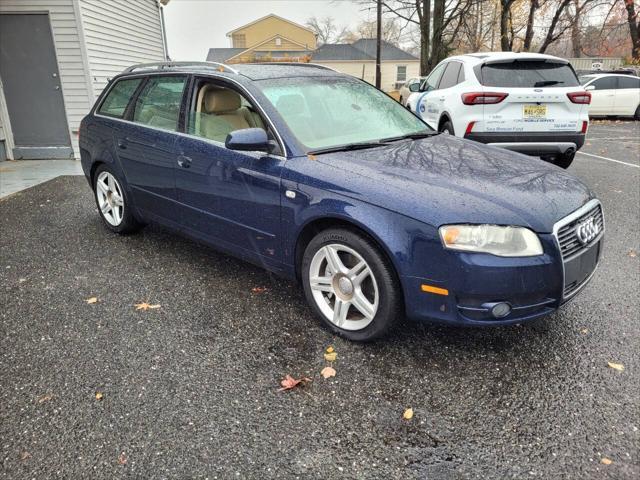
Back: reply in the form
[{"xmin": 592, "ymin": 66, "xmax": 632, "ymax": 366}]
[
  {"xmin": 421, "ymin": 63, "xmax": 447, "ymax": 92},
  {"xmin": 187, "ymin": 80, "xmax": 266, "ymax": 144}
]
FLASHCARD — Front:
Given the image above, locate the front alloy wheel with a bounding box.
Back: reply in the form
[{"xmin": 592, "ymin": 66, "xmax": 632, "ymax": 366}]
[{"xmin": 302, "ymin": 228, "xmax": 401, "ymax": 341}]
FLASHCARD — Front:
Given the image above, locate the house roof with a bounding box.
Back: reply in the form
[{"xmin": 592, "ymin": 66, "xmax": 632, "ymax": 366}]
[
  {"xmin": 206, "ymin": 48, "xmax": 246, "ymax": 63},
  {"xmin": 312, "ymin": 44, "xmax": 374, "ymax": 61},
  {"xmin": 311, "ymin": 39, "xmax": 417, "ymax": 62},
  {"xmin": 226, "ymin": 13, "xmax": 317, "ymax": 37},
  {"xmin": 351, "ymin": 39, "xmax": 418, "ymax": 61}
]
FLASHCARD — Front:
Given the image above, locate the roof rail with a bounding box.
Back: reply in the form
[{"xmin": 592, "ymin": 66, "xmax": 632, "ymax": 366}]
[
  {"xmin": 123, "ymin": 61, "xmax": 239, "ymax": 74},
  {"xmin": 247, "ymin": 62, "xmax": 338, "ymax": 72}
]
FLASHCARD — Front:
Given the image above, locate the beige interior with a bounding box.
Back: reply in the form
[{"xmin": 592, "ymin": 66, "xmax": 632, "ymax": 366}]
[{"xmin": 193, "ymin": 84, "xmax": 265, "ymax": 143}]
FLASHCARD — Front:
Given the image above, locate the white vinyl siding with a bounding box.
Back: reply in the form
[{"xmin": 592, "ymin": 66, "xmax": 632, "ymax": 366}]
[
  {"xmin": 0, "ymin": 0, "xmax": 93, "ymax": 157},
  {"xmin": 80, "ymin": 0, "xmax": 166, "ymax": 96},
  {"xmin": 313, "ymin": 61, "xmax": 420, "ymax": 92}
]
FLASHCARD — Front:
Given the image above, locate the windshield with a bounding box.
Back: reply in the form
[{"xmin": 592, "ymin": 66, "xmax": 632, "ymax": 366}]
[
  {"xmin": 480, "ymin": 61, "xmax": 580, "ymax": 88},
  {"xmin": 258, "ymin": 77, "xmax": 430, "ymax": 151}
]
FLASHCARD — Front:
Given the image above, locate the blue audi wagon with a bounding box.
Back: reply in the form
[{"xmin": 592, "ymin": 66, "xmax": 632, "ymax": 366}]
[{"xmin": 79, "ymin": 62, "xmax": 604, "ymax": 341}]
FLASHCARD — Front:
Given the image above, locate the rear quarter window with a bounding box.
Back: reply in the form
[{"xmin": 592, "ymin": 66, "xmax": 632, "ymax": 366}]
[
  {"xmin": 479, "ymin": 61, "xmax": 580, "ymax": 88},
  {"xmin": 97, "ymin": 78, "xmax": 142, "ymax": 118}
]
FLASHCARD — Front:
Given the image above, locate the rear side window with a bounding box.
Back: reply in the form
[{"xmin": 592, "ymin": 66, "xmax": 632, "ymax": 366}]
[
  {"xmin": 617, "ymin": 76, "xmax": 640, "ymax": 89},
  {"xmin": 590, "ymin": 77, "xmax": 617, "ymax": 90},
  {"xmin": 133, "ymin": 76, "xmax": 187, "ymax": 131},
  {"xmin": 480, "ymin": 61, "xmax": 580, "ymax": 88},
  {"xmin": 439, "ymin": 62, "xmax": 462, "ymax": 89},
  {"xmin": 97, "ymin": 78, "xmax": 141, "ymax": 118}
]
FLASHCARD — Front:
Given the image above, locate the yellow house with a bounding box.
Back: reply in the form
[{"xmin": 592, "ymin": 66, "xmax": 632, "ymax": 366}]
[
  {"xmin": 209, "ymin": 14, "xmax": 316, "ymax": 64},
  {"xmin": 206, "ymin": 14, "xmax": 419, "ymax": 91}
]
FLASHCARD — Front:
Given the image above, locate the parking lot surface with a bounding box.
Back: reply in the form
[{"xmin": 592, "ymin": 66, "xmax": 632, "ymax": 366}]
[{"xmin": 1, "ymin": 122, "xmax": 638, "ymax": 479}]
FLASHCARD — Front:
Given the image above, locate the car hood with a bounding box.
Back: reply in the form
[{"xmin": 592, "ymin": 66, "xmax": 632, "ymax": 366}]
[{"xmin": 309, "ymin": 134, "xmax": 593, "ymax": 233}]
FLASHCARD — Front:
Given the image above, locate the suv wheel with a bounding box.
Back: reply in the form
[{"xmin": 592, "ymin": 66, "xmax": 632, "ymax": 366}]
[
  {"xmin": 93, "ymin": 164, "xmax": 143, "ymax": 234},
  {"xmin": 635, "ymin": 104, "xmax": 640, "ymax": 120},
  {"xmin": 440, "ymin": 120, "xmax": 455, "ymax": 135},
  {"xmin": 554, "ymin": 151, "xmax": 575, "ymax": 169},
  {"xmin": 301, "ymin": 228, "xmax": 401, "ymax": 342}
]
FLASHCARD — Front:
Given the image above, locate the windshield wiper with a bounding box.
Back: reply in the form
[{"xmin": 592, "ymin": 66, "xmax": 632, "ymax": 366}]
[
  {"xmin": 382, "ymin": 130, "xmax": 440, "ymax": 142},
  {"xmin": 307, "ymin": 141, "xmax": 391, "ymax": 155},
  {"xmin": 533, "ymin": 80, "xmax": 564, "ymax": 87}
]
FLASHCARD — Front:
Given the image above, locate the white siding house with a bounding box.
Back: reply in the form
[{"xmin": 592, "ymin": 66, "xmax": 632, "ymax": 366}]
[{"xmin": 0, "ymin": 0, "xmax": 168, "ymax": 160}]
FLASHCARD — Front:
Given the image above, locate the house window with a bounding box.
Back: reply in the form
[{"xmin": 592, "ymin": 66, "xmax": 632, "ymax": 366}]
[
  {"xmin": 275, "ymin": 37, "xmax": 282, "ymax": 46},
  {"xmin": 396, "ymin": 65, "xmax": 407, "ymax": 82},
  {"xmin": 233, "ymin": 34, "xmax": 246, "ymax": 48}
]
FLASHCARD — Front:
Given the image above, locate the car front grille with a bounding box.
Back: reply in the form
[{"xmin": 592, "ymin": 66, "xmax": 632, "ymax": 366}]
[
  {"xmin": 553, "ymin": 200, "xmax": 604, "ymax": 301},
  {"xmin": 557, "ymin": 204, "xmax": 604, "ymax": 260}
]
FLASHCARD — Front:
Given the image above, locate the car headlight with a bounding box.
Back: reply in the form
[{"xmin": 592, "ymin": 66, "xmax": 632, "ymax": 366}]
[{"xmin": 439, "ymin": 225, "xmax": 543, "ymax": 257}]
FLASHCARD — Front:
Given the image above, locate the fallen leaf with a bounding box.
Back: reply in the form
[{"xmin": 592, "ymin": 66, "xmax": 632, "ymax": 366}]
[
  {"xmin": 607, "ymin": 362, "xmax": 624, "ymax": 372},
  {"xmin": 251, "ymin": 287, "xmax": 268, "ymax": 293},
  {"xmin": 326, "ymin": 346, "xmax": 334, "ymax": 353},
  {"xmin": 601, "ymin": 457, "xmax": 612, "ymax": 465},
  {"xmin": 307, "ymin": 154, "xmax": 317, "ymax": 161},
  {"xmin": 37, "ymin": 394, "xmax": 53, "ymax": 404},
  {"xmin": 19, "ymin": 451, "xmax": 31, "ymax": 461},
  {"xmin": 95, "ymin": 391, "xmax": 104, "ymax": 401},
  {"xmin": 629, "ymin": 249, "xmax": 637, "ymax": 258},
  {"xmin": 278, "ymin": 374, "xmax": 311, "ymax": 391},
  {"xmin": 86, "ymin": 297, "xmax": 98, "ymax": 304},
  {"xmin": 403, "ymin": 408, "xmax": 414, "ymax": 420},
  {"xmin": 118, "ymin": 452, "xmax": 127, "ymax": 465},
  {"xmin": 321, "ymin": 366, "xmax": 336, "ymax": 379},
  {"xmin": 580, "ymin": 328, "xmax": 589, "ymax": 335},
  {"xmin": 134, "ymin": 302, "xmax": 160, "ymax": 311},
  {"xmin": 324, "ymin": 351, "xmax": 337, "ymax": 362}
]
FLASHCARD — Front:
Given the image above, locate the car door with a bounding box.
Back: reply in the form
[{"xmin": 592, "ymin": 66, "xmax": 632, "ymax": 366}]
[
  {"xmin": 174, "ymin": 77, "xmax": 285, "ymax": 265},
  {"xmin": 431, "ymin": 61, "xmax": 463, "ymax": 132},
  {"xmin": 113, "ymin": 74, "xmax": 188, "ymax": 224},
  {"xmin": 614, "ymin": 76, "xmax": 640, "ymax": 115},
  {"xmin": 586, "ymin": 76, "xmax": 617, "ymax": 115},
  {"xmin": 417, "ymin": 62, "xmax": 447, "ymax": 128}
]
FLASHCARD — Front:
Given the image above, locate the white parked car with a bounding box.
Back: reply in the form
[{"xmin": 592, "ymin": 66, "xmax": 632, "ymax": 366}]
[
  {"xmin": 579, "ymin": 73, "xmax": 640, "ymax": 119},
  {"xmin": 398, "ymin": 77, "xmax": 425, "ymax": 106},
  {"xmin": 406, "ymin": 52, "xmax": 591, "ymax": 168}
]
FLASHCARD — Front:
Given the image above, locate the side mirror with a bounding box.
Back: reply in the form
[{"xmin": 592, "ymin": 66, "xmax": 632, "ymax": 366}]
[
  {"xmin": 225, "ymin": 128, "xmax": 271, "ymax": 152},
  {"xmin": 409, "ymin": 83, "xmax": 420, "ymax": 92},
  {"xmin": 584, "ymin": 85, "xmax": 595, "ymax": 91}
]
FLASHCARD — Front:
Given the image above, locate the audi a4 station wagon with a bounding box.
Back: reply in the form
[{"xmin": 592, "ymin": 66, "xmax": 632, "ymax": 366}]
[{"xmin": 79, "ymin": 62, "xmax": 604, "ymax": 341}]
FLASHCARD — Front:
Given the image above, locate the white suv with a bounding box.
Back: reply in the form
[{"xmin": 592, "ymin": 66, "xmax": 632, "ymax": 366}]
[{"xmin": 406, "ymin": 52, "xmax": 591, "ymax": 168}]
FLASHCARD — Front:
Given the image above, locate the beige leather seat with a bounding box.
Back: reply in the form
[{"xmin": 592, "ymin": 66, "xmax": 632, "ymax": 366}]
[{"xmin": 197, "ymin": 88, "xmax": 265, "ymax": 143}]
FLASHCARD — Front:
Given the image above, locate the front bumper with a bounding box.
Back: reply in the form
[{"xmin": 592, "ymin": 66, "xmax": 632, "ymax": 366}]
[
  {"xmin": 402, "ymin": 211, "xmax": 603, "ymax": 327},
  {"xmin": 464, "ymin": 132, "xmax": 585, "ymax": 156}
]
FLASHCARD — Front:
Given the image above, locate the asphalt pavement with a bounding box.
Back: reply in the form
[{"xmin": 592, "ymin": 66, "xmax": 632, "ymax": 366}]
[{"xmin": 1, "ymin": 121, "xmax": 638, "ymax": 479}]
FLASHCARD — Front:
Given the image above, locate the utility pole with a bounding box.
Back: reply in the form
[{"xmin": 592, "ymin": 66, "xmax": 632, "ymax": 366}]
[{"xmin": 375, "ymin": 0, "xmax": 381, "ymax": 89}]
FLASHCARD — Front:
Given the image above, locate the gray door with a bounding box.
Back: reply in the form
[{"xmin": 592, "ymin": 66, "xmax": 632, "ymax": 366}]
[{"xmin": 0, "ymin": 13, "xmax": 72, "ymax": 159}]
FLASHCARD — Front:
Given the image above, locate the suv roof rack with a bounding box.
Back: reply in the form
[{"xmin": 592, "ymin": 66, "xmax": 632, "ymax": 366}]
[
  {"xmin": 245, "ymin": 62, "xmax": 337, "ymax": 72},
  {"xmin": 123, "ymin": 61, "xmax": 239, "ymax": 75}
]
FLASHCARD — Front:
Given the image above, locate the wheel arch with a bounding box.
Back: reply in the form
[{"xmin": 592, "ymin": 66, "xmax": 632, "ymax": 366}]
[
  {"xmin": 438, "ymin": 112, "xmax": 452, "ymax": 131},
  {"xmin": 293, "ymin": 215, "xmax": 401, "ymax": 285}
]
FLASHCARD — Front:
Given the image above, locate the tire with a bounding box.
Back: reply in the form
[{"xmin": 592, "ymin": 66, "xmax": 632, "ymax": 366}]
[
  {"xmin": 399, "ymin": 96, "xmax": 404, "ymax": 106},
  {"xmin": 440, "ymin": 120, "xmax": 455, "ymax": 135},
  {"xmin": 554, "ymin": 151, "xmax": 575, "ymax": 169},
  {"xmin": 301, "ymin": 228, "xmax": 402, "ymax": 342},
  {"xmin": 635, "ymin": 104, "xmax": 640, "ymax": 120},
  {"xmin": 93, "ymin": 163, "xmax": 143, "ymax": 234}
]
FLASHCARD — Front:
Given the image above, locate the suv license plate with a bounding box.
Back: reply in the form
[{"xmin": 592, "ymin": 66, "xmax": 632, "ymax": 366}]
[{"xmin": 523, "ymin": 105, "xmax": 547, "ymax": 118}]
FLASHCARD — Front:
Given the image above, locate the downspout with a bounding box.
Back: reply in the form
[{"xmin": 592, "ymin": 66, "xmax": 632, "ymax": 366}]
[{"xmin": 158, "ymin": 0, "xmax": 171, "ymax": 61}]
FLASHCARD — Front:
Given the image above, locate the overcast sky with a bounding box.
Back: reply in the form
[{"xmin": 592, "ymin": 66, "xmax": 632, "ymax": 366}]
[{"xmin": 163, "ymin": 0, "xmax": 373, "ymax": 60}]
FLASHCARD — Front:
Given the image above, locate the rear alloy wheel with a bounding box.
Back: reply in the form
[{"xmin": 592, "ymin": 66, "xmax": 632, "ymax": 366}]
[
  {"xmin": 93, "ymin": 164, "xmax": 143, "ymax": 234},
  {"xmin": 440, "ymin": 120, "xmax": 455, "ymax": 135},
  {"xmin": 302, "ymin": 228, "xmax": 401, "ymax": 341}
]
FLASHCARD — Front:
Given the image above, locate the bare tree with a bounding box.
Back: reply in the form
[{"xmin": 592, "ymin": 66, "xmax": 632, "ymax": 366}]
[
  {"xmin": 305, "ymin": 16, "xmax": 351, "ymax": 45},
  {"xmin": 621, "ymin": 0, "xmax": 640, "ymax": 59}
]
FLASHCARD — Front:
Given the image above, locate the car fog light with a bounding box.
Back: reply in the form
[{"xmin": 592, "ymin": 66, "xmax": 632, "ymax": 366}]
[{"xmin": 489, "ymin": 302, "xmax": 511, "ymax": 318}]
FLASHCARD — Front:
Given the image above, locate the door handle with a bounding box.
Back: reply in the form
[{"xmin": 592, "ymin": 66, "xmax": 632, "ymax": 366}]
[
  {"xmin": 439, "ymin": 97, "xmax": 445, "ymax": 101},
  {"xmin": 177, "ymin": 155, "xmax": 192, "ymax": 168}
]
